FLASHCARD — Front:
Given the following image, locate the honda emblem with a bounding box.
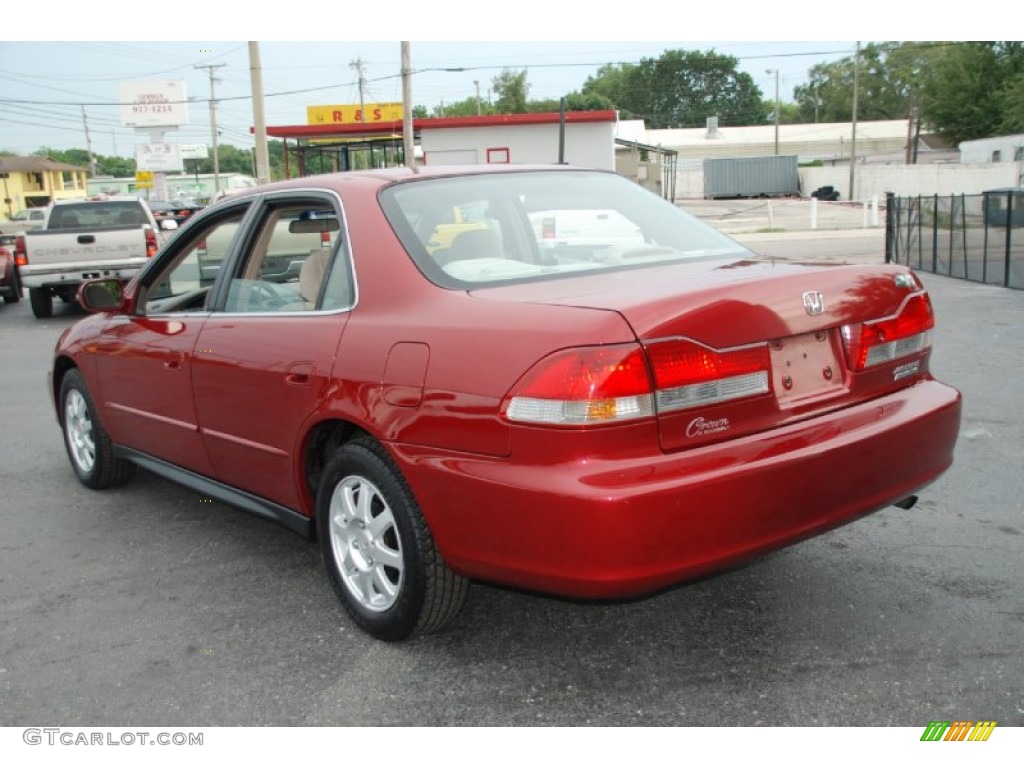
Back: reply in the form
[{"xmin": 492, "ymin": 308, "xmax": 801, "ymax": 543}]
[{"xmin": 802, "ymin": 291, "xmax": 826, "ymax": 316}]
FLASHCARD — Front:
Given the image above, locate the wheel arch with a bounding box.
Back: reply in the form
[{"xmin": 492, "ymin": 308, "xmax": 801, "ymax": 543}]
[
  {"xmin": 300, "ymin": 418, "xmax": 374, "ymax": 529},
  {"xmin": 51, "ymin": 356, "xmax": 78, "ymax": 423}
]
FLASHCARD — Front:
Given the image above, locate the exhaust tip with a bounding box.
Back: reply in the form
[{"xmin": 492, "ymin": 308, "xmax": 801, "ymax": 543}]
[{"xmin": 893, "ymin": 495, "xmax": 918, "ymax": 510}]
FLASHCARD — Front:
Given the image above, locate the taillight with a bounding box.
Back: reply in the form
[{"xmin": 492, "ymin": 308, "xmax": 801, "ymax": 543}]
[
  {"xmin": 647, "ymin": 339, "xmax": 771, "ymax": 412},
  {"xmin": 541, "ymin": 217, "xmax": 555, "ymax": 240},
  {"xmin": 145, "ymin": 227, "xmax": 158, "ymax": 258},
  {"xmin": 842, "ymin": 292, "xmax": 934, "ymax": 371},
  {"xmin": 15, "ymin": 234, "xmax": 27, "ymax": 266},
  {"xmin": 505, "ymin": 343, "xmax": 654, "ymax": 425},
  {"xmin": 505, "ymin": 339, "xmax": 774, "ymax": 426},
  {"xmin": 320, "ymin": 230, "xmax": 332, "ymax": 247}
]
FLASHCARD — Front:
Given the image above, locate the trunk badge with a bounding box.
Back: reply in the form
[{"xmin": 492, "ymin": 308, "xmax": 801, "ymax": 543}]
[{"xmin": 802, "ymin": 291, "xmax": 826, "ymax": 316}]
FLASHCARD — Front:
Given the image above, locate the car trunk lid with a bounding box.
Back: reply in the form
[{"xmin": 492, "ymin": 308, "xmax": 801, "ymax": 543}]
[{"xmin": 475, "ymin": 258, "xmax": 935, "ymax": 451}]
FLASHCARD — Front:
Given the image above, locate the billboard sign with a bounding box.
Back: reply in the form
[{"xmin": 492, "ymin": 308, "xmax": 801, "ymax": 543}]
[
  {"xmin": 307, "ymin": 102, "xmax": 403, "ymax": 126},
  {"xmin": 136, "ymin": 143, "xmax": 183, "ymax": 172},
  {"xmin": 119, "ymin": 80, "xmax": 189, "ymax": 128}
]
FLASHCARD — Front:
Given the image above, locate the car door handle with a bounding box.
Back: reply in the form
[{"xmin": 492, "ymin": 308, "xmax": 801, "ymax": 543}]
[{"xmin": 286, "ymin": 363, "xmax": 315, "ymax": 385}]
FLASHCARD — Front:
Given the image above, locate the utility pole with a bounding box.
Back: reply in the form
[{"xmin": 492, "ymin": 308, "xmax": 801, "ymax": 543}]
[
  {"xmin": 196, "ymin": 63, "xmax": 225, "ymax": 196},
  {"xmin": 248, "ymin": 42, "xmax": 270, "ymax": 184},
  {"xmin": 350, "ymin": 58, "xmax": 367, "ymax": 122},
  {"xmin": 766, "ymin": 68, "xmax": 780, "ymax": 155},
  {"xmin": 849, "ymin": 42, "xmax": 860, "ymax": 202},
  {"xmin": 401, "ymin": 42, "xmax": 414, "ymax": 168},
  {"xmin": 81, "ymin": 106, "xmax": 97, "ymax": 176},
  {"xmin": 474, "ymin": 79, "xmax": 481, "ymax": 115}
]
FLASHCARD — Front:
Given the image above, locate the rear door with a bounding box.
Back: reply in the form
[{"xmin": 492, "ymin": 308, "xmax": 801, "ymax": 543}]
[{"xmin": 191, "ymin": 192, "xmax": 354, "ymax": 511}]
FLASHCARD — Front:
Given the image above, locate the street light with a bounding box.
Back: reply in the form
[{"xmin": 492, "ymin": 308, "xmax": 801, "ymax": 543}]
[{"xmin": 766, "ymin": 69, "xmax": 780, "ymax": 155}]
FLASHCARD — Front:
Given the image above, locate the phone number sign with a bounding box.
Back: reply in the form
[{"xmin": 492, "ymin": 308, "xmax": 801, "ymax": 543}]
[{"xmin": 119, "ymin": 80, "xmax": 190, "ymax": 128}]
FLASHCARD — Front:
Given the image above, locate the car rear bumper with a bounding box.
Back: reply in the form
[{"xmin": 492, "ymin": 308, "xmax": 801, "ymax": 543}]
[
  {"xmin": 19, "ymin": 262, "xmax": 144, "ymax": 289},
  {"xmin": 393, "ymin": 379, "xmax": 962, "ymax": 599}
]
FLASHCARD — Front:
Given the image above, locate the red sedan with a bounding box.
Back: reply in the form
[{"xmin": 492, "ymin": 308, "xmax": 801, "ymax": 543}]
[{"xmin": 51, "ymin": 166, "xmax": 961, "ymax": 640}]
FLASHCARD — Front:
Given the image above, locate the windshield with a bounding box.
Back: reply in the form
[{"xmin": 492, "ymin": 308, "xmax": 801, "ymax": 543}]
[{"xmin": 380, "ymin": 170, "xmax": 751, "ymax": 288}]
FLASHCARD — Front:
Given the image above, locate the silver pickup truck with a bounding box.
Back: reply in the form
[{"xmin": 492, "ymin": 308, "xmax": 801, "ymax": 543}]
[{"xmin": 14, "ymin": 196, "xmax": 177, "ymax": 318}]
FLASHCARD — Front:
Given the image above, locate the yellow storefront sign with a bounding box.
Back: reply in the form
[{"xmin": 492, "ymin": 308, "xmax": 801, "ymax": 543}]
[{"xmin": 307, "ymin": 103, "xmax": 403, "ymax": 126}]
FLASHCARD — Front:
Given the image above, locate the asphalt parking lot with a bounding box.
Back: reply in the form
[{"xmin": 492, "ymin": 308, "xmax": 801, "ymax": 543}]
[{"xmin": 0, "ymin": 234, "xmax": 1022, "ymax": 728}]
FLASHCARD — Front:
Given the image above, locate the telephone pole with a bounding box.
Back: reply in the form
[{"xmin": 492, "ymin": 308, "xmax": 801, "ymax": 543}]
[
  {"xmin": 350, "ymin": 58, "xmax": 367, "ymax": 122},
  {"xmin": 401, "ymin": 42, "xmax": 414, "ymax": 168},
  {"xmin": 196, "ymin": 63, "xmax": 226, "ymax": 195},
  {"xmin": 81, "ymin": 106, "xmax": 97, "ymax": 175},
  {"xmin": 249, "ymin": 42, "xmax": 270, "ymax": 184}
]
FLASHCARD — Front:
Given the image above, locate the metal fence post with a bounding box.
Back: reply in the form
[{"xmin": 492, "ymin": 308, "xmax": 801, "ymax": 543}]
[
  {"xmin": 885, "ymin": 192, "xmax": 895, "ymax": 263},
  {"xmin": 1006, "ymin": 190, "xmax": 1014, "ymax": 288},
  {"xmin": 960, "ymin": 193, "xmax": 968, "ymax": 279}
]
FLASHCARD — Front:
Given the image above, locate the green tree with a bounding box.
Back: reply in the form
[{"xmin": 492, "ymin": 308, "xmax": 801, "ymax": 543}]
[
  {"xmin": 793, "ymin": 42, "xmax": 942, "ymax": 124},
  {"xmin": 582, "ymin": 63, "xmax": 637, "ymax": 114},
  {"xmin": 792, "ymin": 41, "xmax": 1024, "ymax": 143},
  {"xmin": 189, "ymin": 144, "xmax": 255, "ymax": 175},
  {"xmin": 427, "ymin": 96, "xmax": 491, "ymax": 118},
  {"xmin": 492, "ymin": 69, "xmax": 529, "ymax": 113},
  {"xmin": 998, "ymin": 72, "xmax": 1024, "ymax": 134},
  {"xmin": 920, "ymin": 42, "xmax": 1024, "ymax": 143},
  {"xmin": 527, "ymin": 91, "xmax": 616, "ymax": 113},
  {"xmin": 763, "ymin": 100, "xmax": 803, "ymax": 125},
  {"xmin": 581, "ymin": 49, "xmax": 766, "ymax": 128},
  {"xmin": 96, "ymin": 154, "xmax": 136, "ymax": 177},
  {"xmin": 31, "ymin": 146, "xmax": 136, "ymax": 176}
]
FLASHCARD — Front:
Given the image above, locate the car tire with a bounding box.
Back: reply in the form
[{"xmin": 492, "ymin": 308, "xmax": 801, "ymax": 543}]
[
  {"xmin": 316, "ymin": 437, "xmax": 469, "ymax": 641},
  {"xmin": 59, "ymin": 369, "xmax": 134, "ymax": 490},
  {"xmin": 29, "ymin": 287, "xmax": 52, "ymax": 318},
  {"xmin": 2, "ymin": 270, "xmax": 20, "ymax": 304}
]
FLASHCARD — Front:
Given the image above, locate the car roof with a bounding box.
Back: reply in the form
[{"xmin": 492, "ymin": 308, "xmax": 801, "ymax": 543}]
[{"xmin": 220, "ymin": 165, "xmax": 614, "ymax": 201}]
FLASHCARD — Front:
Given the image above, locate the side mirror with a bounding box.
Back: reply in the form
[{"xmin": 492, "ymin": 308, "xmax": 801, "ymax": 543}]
[
  {"xmin": 78, "ymin": 278, "xmax": 125, "ymax": 312},
  {"xmin": 160, "ymin": 219, "xmax": 179, "ymax": 231}
]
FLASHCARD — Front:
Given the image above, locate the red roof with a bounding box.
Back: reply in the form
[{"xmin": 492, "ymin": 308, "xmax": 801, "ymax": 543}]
[{"xmin": 263, "ymin": 111, "xmax": 618, "ymax": 139}]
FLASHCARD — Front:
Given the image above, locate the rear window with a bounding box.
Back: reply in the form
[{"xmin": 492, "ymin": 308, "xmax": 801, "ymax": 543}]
[
  {"xmin": 380, "ymin": 170, "xmax": 750, "ymax": 288},
  {"xmin": 49, "ymin": 201, "xmax": 148, "ymax": 230}
]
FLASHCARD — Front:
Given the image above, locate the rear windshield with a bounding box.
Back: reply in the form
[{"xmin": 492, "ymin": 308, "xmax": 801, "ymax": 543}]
[
  {"xmin": 48, "ymin": 201, "xmax": 148, "ymax": 230},
  {"xmin": 379, "ymin": 170, "xmax": 750, "ymax": 288}
]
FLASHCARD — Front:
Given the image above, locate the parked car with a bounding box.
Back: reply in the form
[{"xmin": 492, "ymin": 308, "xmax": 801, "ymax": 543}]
[
  {"xmin": 50, "ymin": 166, "xmax": 962, "ymax": 641},
  {"xmin": 0, "ymin": 234, "xmax": 21, "ymax": 304},
  {"xmin": 0, "ymin": 207, "xmax": 47, "ymax": 234},
  {"xmin": 148, "ymin": 199, "xmax": 204, "ymax": 226}
]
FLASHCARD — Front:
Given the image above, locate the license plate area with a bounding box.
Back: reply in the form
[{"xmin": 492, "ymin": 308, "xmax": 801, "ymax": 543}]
[{"xmin": 771, "ymin": 330, "xmax": 845, "ymax": 407}]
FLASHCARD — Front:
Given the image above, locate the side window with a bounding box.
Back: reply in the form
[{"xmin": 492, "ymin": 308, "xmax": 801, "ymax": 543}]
[
  {"xmin": 141, "ymin": 207, "xmax": 249, "ymax": 315},
  {"xmin": 222, "ymin": 201, "xmax": 350, "ymax": 313}
]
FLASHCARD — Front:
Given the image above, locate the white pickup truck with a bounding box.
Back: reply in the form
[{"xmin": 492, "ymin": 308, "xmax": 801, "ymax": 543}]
[{"xmin": 14, "ymin": 196, "xmax": 177, "ymax": 318}]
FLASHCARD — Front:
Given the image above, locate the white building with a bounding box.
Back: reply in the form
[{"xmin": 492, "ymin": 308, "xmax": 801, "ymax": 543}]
[
  {"xmin": 959, "ymin": 134, "xmax": 1024, "ymax": 165},
  {"xmin": 418, "ymin": 111, "xmax": 618, "ymax": 169}
]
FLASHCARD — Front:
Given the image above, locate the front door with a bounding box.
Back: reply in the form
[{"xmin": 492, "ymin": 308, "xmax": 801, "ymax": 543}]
[{"xmin": 92, "ymin": 203, "xmax": 251, "ymax": 477}]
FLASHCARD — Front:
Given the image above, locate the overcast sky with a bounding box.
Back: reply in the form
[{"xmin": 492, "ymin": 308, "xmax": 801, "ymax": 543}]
[{"xmin": 0, "ymin": 5, "xmax": 971, "ymax": 159}]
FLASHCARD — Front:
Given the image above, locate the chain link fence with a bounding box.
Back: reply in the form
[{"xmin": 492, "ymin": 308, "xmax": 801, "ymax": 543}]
[{"xmin": 886, "ymin": 190, "xmax": 1024, "ymax": 289}]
